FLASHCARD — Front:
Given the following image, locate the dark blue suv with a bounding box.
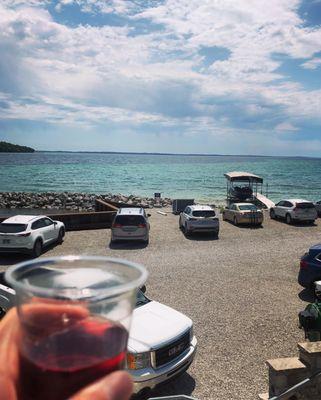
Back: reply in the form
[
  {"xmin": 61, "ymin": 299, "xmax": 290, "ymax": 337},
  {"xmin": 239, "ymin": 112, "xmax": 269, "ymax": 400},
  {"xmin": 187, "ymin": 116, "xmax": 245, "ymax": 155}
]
[{"xmin": 298, "ymin": 243, "xmax": 321, "ymax": 288}]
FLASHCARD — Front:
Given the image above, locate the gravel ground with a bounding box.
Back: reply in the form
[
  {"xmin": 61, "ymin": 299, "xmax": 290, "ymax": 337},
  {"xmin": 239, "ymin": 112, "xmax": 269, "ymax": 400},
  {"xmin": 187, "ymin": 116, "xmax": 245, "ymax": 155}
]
[{"xmin": 1, "ymin": 209, "xmax": 320, "ymax": 400}]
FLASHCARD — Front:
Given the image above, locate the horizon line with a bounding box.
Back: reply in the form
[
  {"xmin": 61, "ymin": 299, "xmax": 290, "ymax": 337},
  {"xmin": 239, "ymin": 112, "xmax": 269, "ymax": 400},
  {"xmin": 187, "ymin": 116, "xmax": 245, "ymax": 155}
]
[{"xmin": 35, "ymin": 150, "xmax": 321, "ymax": 159}]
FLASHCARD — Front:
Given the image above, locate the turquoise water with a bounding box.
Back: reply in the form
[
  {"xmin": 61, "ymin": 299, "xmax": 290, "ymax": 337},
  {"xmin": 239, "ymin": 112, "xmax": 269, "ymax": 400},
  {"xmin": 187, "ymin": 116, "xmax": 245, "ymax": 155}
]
[{"xmin": 0, "ymin": 152, "xmax": 320, "ymax": 202}]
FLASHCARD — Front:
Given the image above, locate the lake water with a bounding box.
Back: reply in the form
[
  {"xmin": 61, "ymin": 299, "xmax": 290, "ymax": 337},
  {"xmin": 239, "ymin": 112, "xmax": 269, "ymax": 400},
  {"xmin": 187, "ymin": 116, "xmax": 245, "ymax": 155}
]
[{"xmin": 0, "ymin": 152, "xmax": 320, "ymax": 203}]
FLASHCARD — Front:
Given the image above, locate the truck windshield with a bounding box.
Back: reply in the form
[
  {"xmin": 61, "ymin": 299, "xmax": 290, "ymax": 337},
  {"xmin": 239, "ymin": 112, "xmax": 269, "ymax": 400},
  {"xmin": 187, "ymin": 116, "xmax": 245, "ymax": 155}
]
[
  {"xmin": 192, "ymin": 210, "xmax": 215, "ymax": 217},
  {"xmin": 0, "ymin": 224, "xmax": 27, "ymax": 233}
]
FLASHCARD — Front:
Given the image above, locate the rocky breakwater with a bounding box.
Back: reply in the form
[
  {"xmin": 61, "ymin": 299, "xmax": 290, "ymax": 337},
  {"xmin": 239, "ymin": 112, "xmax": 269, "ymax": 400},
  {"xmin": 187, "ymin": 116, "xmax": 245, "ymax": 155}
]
[{"xmin": 0, "ymin": 192, "xmax": 172, "ymax": 212}]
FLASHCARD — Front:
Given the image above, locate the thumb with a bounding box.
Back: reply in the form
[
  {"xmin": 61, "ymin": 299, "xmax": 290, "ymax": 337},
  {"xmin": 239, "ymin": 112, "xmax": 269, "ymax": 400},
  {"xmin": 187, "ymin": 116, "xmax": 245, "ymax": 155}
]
[{"xmin": 70, "ymin": 371, "xmax": 133, "ymax": 400}]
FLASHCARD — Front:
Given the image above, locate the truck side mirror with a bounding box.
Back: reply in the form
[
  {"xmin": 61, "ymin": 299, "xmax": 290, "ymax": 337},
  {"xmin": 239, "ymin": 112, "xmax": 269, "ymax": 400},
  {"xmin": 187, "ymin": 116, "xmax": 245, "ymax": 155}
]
[{"xmin": 140, "ymin": 285, "xmax": 146, "ymax": 293}]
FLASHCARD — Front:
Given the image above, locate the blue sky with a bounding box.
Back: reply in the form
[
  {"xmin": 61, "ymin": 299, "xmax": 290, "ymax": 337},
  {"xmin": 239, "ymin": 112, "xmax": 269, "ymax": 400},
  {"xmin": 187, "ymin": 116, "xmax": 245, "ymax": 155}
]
[{"xmin": 0, "ymin": 0, "xmax": 321, "ymax": 156}]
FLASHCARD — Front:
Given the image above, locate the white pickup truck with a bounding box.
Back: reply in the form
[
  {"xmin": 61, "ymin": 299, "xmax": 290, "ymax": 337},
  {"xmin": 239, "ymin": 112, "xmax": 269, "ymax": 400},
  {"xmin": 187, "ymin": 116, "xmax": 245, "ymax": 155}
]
[{"xmin": 0, "ymin": 274, "xmax": 197, "ymax": 397}]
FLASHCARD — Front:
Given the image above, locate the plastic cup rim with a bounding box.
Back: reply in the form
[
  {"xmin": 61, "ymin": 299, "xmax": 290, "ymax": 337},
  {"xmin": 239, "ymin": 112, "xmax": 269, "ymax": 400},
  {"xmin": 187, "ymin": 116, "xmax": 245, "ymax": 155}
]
[{"xmin": 5, "ymin": 255, "xmax": 148, "ymax": 301}]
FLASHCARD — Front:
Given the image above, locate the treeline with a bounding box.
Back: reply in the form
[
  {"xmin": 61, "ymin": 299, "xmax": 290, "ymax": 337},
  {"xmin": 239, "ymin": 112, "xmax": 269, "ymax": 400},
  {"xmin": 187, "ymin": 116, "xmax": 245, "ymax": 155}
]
[{"xmin": 0, "ymin": 141, "xmax": 35, "ymax": 153}]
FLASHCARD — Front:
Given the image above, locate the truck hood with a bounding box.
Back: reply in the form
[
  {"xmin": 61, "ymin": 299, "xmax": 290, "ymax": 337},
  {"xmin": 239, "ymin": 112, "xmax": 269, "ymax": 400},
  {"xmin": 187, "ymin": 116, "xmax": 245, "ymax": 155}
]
[{"xmin": 128, "ymin": 301, "xmax": 192, "ymax": 353}]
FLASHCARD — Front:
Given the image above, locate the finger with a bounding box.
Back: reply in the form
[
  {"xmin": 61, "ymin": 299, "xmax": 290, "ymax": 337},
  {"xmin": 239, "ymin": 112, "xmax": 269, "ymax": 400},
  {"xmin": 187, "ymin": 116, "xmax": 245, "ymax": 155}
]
[
  {"xmin": 21, "ymin": 302, "xmax": 89, "ymax": 322},
  {"xmin": 0, "ymin": 308, "xmax": 20, "ymax": 381},
  {"xmin": 19, "ymin": 302, "xmax": 89, "ymax": 336},
  {"xmin": 70, "ymin": 371, "xmax": 133, "ymax": 400},
  {"xmin": 0, "ymin": 375, "xmax": 17, "ymax": 400}
]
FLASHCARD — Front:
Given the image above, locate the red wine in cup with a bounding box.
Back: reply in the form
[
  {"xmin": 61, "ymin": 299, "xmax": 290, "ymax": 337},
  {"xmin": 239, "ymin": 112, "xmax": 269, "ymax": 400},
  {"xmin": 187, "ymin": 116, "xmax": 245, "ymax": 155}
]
[{"xmin": 18, "ymin": 317, "xmax": 128, "ymax": 400}]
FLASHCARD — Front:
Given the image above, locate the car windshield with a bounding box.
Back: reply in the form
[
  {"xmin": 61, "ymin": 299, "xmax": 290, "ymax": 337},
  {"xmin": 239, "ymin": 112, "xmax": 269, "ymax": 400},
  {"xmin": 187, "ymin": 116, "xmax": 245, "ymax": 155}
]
[
  {"xmin": 296, "ymin": 203, "xmax": 315, "ymax": 209},
  {"xmin": 136, "ymin": 290, "xmax": 150, "ymax": 307},
  {"xmin": 192, "ymin": 210, "xmax": 215, "ymax": 217},
  {"xmin": 0, "ymin": 223, "xmax": 27, "ymax": 233},
  {"xmin": 114, "ymin": 215, "xmax": 145, "ymax": 226},
  {"xmin": 238, "ymin": 205, "xmax": 257, "ymax": 211}
]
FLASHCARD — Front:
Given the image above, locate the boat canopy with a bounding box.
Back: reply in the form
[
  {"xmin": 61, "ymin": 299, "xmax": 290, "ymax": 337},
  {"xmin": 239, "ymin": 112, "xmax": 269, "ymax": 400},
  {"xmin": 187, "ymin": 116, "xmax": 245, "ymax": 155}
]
[{"xmin": 224, "ymin": 171, "xmax": 263, "ymax": 183}]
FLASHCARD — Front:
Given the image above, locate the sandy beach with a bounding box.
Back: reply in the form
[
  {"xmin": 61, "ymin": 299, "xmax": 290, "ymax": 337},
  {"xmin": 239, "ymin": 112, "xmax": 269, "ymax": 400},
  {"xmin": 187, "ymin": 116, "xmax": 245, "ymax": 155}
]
[{"xmin": 1, "ymin": 209, "xmax": 320, "ymax": 399}]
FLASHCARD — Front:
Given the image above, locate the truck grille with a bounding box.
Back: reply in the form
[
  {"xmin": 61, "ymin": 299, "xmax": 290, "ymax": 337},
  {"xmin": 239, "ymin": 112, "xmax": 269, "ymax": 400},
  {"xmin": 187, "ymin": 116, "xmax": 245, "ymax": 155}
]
[{"xmin": 154, "ymin": 330, "xmax": 190, "ymax": 368}]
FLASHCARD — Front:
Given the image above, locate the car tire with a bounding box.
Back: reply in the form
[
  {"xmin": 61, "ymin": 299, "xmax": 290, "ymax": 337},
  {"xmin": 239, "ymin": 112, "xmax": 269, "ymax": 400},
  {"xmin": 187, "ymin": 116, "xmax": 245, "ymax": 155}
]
[
  {"xmin": 286, "ymin": 214, "xmax": 292, "ymax": 224},
  {"xmin": 270, "ymin": 209, "xmax": 276, "ymax": 219},
  {"xmin": 32, "ymin": 239, "xmax": 43, "ymax": 258},
  {"xmin": 58, "ymin": 227, "xmax": 65, "ymax": 244},
  {"xmin": 233, "ymin": 217, "xmax": 238, "ymax": 226}
]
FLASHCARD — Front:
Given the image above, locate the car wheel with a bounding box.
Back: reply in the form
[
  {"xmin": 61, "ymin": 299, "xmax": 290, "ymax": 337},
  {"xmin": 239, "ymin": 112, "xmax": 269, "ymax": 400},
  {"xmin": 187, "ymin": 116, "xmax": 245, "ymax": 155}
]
[
  {"xmin": 270, "ymin": 209, "xmax": 276, "ymax": 219},
  {"xmin": 32, "ymin": 239, "xmax": 43, "ymax": 258},
  {"xmin": 286, "ymin": 214, "xmax": 292, "ymax": 224},
  {"xmin": 58, "ymin": 227, "xmax": 65, "ymax": 243},
  {"xmin": 233, "ymin": 217, "xmax": 238, "ymax": 226}
]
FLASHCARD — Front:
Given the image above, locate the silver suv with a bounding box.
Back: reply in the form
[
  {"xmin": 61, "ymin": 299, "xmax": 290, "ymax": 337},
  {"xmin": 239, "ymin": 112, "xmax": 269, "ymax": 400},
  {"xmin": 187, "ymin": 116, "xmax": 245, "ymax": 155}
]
[
  {"xmin": 179, "ymin": 204, "xmax": 219, "ymax": 237},
  {"xmin": 111, "ymin": 208, "xmax": 150, "ymax": 244},
  {"xmin": 270, "ymin": 199, "xmax": 317, "ymax": 224}
]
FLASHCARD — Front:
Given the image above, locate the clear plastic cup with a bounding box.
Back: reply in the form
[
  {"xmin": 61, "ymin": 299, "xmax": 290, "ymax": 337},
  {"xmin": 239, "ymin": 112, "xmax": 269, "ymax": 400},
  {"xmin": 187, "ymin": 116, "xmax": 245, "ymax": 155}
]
[{"xmin": 5, "ymin": 255, "xmax": 148, "ymax": 400}]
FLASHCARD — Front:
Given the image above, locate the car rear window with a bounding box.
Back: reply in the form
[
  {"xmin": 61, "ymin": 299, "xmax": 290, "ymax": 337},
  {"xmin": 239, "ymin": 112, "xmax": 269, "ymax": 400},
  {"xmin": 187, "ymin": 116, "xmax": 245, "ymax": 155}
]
[
  {"xmin": 114, "ymin": 215, "xmax": 145, "ymax": 225},
  {"xmin": 296, "ymin": 203, "xmax": 315, "ymax": 209},
  {"xmin": 238, "ymin": 204, "xmax": 258, "ymax": 211},
  {"xmin": 192, "ymin": 210, "xmax": 215, "ymax": 217},
  {"xmin": 0, "ymin": 223, "xmax": 27, "ymax": 233}
]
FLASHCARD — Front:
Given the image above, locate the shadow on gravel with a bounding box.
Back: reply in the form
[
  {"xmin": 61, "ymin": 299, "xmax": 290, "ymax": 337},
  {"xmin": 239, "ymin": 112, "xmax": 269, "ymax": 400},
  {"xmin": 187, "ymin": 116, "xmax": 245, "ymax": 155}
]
[
  {"xmin": 299, "ymin": 288, "xmax": 316, "ymax": 303},
  {"xmin": 0, "ymin": 241, "xmax": 64, "ymax": 266},
  {"xmin": 271, "ymin": 219, "xmax": 317, "ymax": 228},
  {"xmin": 133, "ymin": 372, "xmax": 196, "ymax": 400},
  {"xmin": 223, "ymin": 220, "xmax": 263, "ymax": 229},
  {"xmin": 0, "ymin": 254, "xmax": 30, "ymax": 266},
  {"xmin": 183, "ymin": 232, "xmax": 219, "ymax": 241},
  {"xmin": 109, "ymin": 241, "xmax": 148, "ymax": 250}
]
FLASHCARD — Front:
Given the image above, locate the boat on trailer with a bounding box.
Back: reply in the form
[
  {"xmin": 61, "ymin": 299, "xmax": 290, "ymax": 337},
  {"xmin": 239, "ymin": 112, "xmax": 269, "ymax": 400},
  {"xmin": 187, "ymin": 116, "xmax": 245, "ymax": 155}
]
[{"xmin": 224, "ymin": 171, "xmax": 274, "ymax": 209}]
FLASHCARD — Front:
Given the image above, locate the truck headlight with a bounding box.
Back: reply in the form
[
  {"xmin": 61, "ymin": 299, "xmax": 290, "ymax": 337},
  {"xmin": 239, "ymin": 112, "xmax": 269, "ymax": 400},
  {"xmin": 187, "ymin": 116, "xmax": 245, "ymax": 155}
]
[{"xmin": 126, "ymin": 352, "xmax": 150, "ymax": 370}]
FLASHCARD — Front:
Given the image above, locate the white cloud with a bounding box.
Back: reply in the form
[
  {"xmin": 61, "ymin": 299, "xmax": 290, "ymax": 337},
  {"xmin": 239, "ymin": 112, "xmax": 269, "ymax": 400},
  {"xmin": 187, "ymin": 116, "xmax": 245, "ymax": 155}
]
[
  {"xmin": 0, "ymin": 0, "xmax": 321, "ymax": 154},
  {"xmin": 275, "ymin": 122, "xmax": 299, "ymax": 131},
  {"xmin": 302, "ymin": 57, "xmax": 321, "ymax": 70}
]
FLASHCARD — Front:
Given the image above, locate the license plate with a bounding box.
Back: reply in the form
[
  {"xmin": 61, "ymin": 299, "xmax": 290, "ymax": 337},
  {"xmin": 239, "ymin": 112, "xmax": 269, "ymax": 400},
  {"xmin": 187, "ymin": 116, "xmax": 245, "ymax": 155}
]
[{"xmin": 2, "ymin": 239, "xmax": 10, "ymax": 244}]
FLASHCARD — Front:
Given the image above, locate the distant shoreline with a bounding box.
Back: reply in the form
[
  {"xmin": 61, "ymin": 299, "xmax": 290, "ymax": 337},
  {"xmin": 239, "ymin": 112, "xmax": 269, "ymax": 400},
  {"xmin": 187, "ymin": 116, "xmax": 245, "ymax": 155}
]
[{"xmin": 32, "ymin": 150, "xmax": 320, "ymax": 160}]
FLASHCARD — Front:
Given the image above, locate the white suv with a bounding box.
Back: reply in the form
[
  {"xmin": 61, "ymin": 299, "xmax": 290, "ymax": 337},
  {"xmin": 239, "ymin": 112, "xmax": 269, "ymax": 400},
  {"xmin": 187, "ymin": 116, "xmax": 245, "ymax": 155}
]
[
  {"xmin": 270, "ymin": 199, "xmax": 317, "ymax": 224},
  {"xmin": 111, "ymin": 208, "xmax": 150, "ymax": 244},
  {"xmin": 179, "ymin": 204, "xmax": 219, "ymax": 237},
  {"xmin": 0, "ymin": 215, "xmax": 65, "ymax": 257}
]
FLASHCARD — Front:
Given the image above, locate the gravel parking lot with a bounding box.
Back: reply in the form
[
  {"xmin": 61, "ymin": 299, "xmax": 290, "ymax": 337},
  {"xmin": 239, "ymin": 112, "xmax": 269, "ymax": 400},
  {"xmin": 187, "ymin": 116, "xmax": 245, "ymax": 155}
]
[{"xmin": 1, "ymin": 209, "xmax": 320, "ymax": 400}]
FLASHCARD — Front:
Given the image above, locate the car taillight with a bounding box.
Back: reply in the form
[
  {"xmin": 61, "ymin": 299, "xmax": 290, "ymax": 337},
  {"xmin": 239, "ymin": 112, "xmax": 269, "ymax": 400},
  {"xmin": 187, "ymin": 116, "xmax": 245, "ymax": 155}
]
[
  {"xmin": 300, "ymin": 260, "xmax": 308, "ymax": 269},
  {"xmin": 138, "ymin": 223, "xmax": 146, "ymax": 228},
  {"xmin": 18, "ymin": 232, "xmax": 31, "ymax": 237},
  {"xmin": 113, "ymin": 223, "xmax": 122, "ymax": 228}
]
